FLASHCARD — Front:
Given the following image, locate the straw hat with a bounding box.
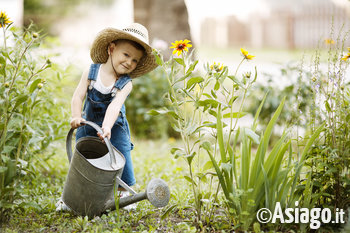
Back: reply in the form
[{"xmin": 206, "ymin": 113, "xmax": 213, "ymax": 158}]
[{"xmin": 90, "ymin": 23, "xmax": 158, "ymax": 78}]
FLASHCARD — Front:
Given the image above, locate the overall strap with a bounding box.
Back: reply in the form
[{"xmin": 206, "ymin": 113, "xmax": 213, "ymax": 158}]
[
  {"xmin": 87, "ymin": 63, "xmax": 101, "ymax": 90},
  {"xmin": 111, "ymin": 75, "xmax": 132, "ymax": 97}
]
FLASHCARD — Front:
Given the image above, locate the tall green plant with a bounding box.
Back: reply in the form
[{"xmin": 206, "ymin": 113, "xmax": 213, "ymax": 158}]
[
  {"xmin": 202, "ymin": 96, "xmax": 324, "ymax": 230},
  {"xmin": 151, "ymin": 42, "xmax": 257, "ymax": 224},
  {"xmin": 304, "ymin": 28, "xmax": 350, "ymax": 222},
  {"xmin": 151, "ymin": 38, "xmax": 326, "ymax": 231},
  {"xmin": 0, "ymin": 17, "xmax": 67, "ymax": 221}
]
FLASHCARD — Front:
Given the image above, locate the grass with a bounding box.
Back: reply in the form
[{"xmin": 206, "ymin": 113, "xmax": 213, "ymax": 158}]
[{"xmin": 1, "ymin": 138, "xmax": 229, "ymax": 232}]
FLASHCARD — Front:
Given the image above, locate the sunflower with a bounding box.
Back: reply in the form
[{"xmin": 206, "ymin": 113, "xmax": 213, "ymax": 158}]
[
  {"xmin": 341, "ymin": 47, "xmax": 350, "ymax": 61},
  {"xmin": 324, "ymin": 38, "xmax": 335, "ymax": 45},
  {"xmin": 240, "ymin": 48, "xmax": 255, "ymax": 60},
  {"xmin": 170, "ymin": 39, "xmax": 192, "ymax": 56},
  {"xmin": 0, "ymin": 11, "xmax": 12, "ymax": 28},
  {"xmin": 210, "ymin": 62, "xmax": 224, "ymax": 72},
  {"xmin": 341, "ymin": 53, "xmax": 350, "ymax": 61}
]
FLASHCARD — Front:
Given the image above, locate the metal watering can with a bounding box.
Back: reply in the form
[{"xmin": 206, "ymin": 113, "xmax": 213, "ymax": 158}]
[{"xmin": 62, "ymin": 121, "xmax": 170, "ymax": 217}]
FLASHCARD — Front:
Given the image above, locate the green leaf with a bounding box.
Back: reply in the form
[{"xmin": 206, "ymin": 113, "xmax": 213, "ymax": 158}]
[
  {"xmin": 252, "ymin": 66, "xmax": 258, "ymax": 83},
  {"xmin": 170, "ymin": 147, "xmax": 184, "ymax": 155},
  {"xmin": 148, "ymin": 109, "xmax": 180, "ymax": 120},
  {"xmin": 0, "ymin": 166, "xmax": 8, "ymax": 173},
  {"xmin": 252, "ymin": 92, "xmax": 268, "ymax": 131},
  {"xmin": 216, "ymin": 105, "xmax": 226, "ymax": 163},
  {"xmin": 222, "ymin": 163, "xmax": 233, "ymax": 173},
  {"xmin": 243, "ymin": 128, "xmax": 260, "ymax": 144},
  {"xmin": 184, "ymin": 175, "xmax": 197, "ymax": 186},
  {"xmin": 240, "ymin": 130, "xmax": 250, "ymax": 190},
  {"xmin": 228, "ymin": 75, "xmax": 244, "ymax": 88},
  {"xmin": 211, "ymin": 90, "xmax": 217, "ymax": 99},
  {"xmin": 203, "ymin": 160, "xmax": 213, "ymax": 170},
  {"xmin": 2, "ymin": 146, "xmax": 16, "ymax": 154},
  {"xmin": 249, "ymin": 97, "xmax": 285, "ymax": 189},
  {"xmin": 223, "ymin": 112, "xmax": 247, "ymax": 119},
  {"xmin": 29, "ymin": 78, "xmax": 42, "ymax": 93},
  {"xmin": 198, "ymin": 99, "xmax": 220, "ymax": 108},
  {"xmin": 161, "ymin": 204, "xmax": 177, "ymax": 220},
  {"xmin": 208, "ymin": 110, "xmax": 217, "ymax": 118},
  {"xmin": 174, "ymin": 73, "xmax": 191, "ymax": 85},
  {"xmin": 201, "ymin": 141, "xmax": 213, "ymax": 153},
  {"xmin": 325, "ymin": 101, "xmax": 332, "ymax": 112},
  {"xmin": 202, "ymin": 141, "xmax": 229, "ymax": 198},
  {"xmin": 13, "ymin": 94, "xmax": 29, "ymax": 111},
  {"xmin": 174, "ymin": 58, "xmax": 185, "ymax": 66},
  {"xmin": 147, "ymin": 109, "xmax": 162, "ymax": 116},
  {"xmin": 185, "ymin": 152, "xmax": 196, "ymax": 165},
  {"xmin": 4, "ymin": 159, "xmax": 17, "ymax": 186},
  {"xmin": 153, "ymin": 50, "xmax": 164, "ymax": 66},
  {"xmin": 186, "ymin": 60, "xmax": 198, "ymax": 74},
  {"xmin": 171, "ymin": 147, "xmax": 186, "ymax": 159},
  {"xmin": 214, "ymin": 81, "xmax": 220, "ymax": 91},
  {"xmin": 299, "ymin": 122, "xmax": 325, "ymax": 162},
  {"xmin": 229, "ymin": 96, "xmax": 238, "ymax": 106},
  {"xmin": 186, "ymin": 76, "xmax": 204, "ymax": 90}
]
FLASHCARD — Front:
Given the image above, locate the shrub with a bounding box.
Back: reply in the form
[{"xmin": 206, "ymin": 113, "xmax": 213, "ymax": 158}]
[
  {"xmin": 303, "ymin": 29, "xmax": 350, "ymax": 230},
  {"xmin": 126, "ymin": 67, "xmax": 177, "ymax": 139},
  {"xmin": 0, "ymin": 19, "xmax": 68, "ymax": 221}
]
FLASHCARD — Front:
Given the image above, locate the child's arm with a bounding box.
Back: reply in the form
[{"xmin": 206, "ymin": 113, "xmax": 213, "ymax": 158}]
[
  {"xmin": 99, "ymin": 81, "xmax": 133, "ymax": 139},
  {"xmin": 70, "ymin": 68, "xmax": 89, "ymax": 129}
]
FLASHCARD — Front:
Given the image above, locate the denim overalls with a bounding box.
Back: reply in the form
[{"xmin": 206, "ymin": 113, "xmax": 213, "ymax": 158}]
[{"xmin": 76, "ymin": 63, "xmax": 135, "ymax": 186}]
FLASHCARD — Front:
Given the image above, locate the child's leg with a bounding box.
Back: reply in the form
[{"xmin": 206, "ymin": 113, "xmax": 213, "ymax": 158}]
[{"xmin": 110, "ymin": 124, "xmax": 136, "ymax": 187}]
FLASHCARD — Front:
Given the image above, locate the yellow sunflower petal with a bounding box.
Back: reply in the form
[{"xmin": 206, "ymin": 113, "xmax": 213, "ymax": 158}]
[
  {"xmin": 240, "ymin": 48, "xmax": 248, "ymax": 56},
  {"xmin": 247, "ymin": 55, "xmax": 255, "ymax": 60},
  {"xmin": 341, "ymin": 54, "xmax": 350, "ymax": 61}
]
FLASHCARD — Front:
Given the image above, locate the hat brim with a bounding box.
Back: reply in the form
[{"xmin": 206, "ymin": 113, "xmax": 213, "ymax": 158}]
[{"xmin": 90, "ymin": 28, "xmax": 158, "ymax": 78}]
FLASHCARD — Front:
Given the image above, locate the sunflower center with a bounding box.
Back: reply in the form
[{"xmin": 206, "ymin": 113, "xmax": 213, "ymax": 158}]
[{"xmin": 177, "ymin": 44, "xmax": 185, "ymax": 50}]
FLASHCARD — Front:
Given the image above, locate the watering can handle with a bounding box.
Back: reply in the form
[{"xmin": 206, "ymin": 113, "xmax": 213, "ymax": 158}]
[{"xmin": 66, "ymin": 121, "xmax": 118, "ymax": 169}]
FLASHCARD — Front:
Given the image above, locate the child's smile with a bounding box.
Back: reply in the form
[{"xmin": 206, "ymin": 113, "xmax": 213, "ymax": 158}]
[{"xmin": 111, "ymin": 41, "xmax": 143, "ymax": 76}]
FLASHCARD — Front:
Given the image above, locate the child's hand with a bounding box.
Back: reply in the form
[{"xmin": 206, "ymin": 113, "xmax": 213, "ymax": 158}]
[
  {"xmin": 70, "ymin": 117, "xmax": 85, "ymax": 129},
  {"xmin": 98, "ymin": 126, "xmax": 111, "ymax": 141}
]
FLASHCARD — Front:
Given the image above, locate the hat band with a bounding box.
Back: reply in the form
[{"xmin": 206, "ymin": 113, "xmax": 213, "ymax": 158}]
[{"xmin": 122, "ymin": 28, "xmax": 147, "ymax": 40}]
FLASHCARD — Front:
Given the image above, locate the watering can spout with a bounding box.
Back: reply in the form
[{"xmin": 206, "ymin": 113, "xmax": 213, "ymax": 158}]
[{"xmin": 105, "ymin": 178, "xmax": 170, "ymax": 210}]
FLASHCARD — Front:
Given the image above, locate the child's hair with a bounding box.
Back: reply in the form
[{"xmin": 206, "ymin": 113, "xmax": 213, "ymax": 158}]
[{"xmin": 112, "ymin": 39, "xmax": 146, "ymax": 54}]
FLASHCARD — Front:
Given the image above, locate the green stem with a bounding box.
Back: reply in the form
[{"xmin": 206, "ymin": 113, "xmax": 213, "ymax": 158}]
[
  {"xmin": 8, "ymin": 39, "xmax": 33, "ymax": 92},
  {"xmin": 0, "ymin": 108, "xmax": 9, "ymax": 152},
  {"xmin": 25, "ymin": 62, "xmax": 48, "ymax": 86},
  {"xmin": 188, "ymin": 162, "xmax": 201, "ymax": 221},
  {"xmin": 234, "ymin": 58, "xmax": 245, "ymax": 78},
  {"xmin": 2, "ymin": 26, "xmax": 6, "ymax": 50},
  {"xmin": 209, "ymin": 180, "xmax": 221, "ymax": 221},
  {"xmin": 226, "ymin": 58, "xmax": 248, "ymax": 151},
  {"xmin": 2, "ymin": 27, "xmax": 7, "ymax": 83}
]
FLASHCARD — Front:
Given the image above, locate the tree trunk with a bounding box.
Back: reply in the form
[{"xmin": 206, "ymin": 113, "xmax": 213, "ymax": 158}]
[{"xmin": 134, "ymin": 0, "xmax": 192, "ymax": 59}]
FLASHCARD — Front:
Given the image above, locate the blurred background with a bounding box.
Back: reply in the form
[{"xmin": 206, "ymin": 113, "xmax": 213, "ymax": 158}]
[
  {"xmin": 2, "ymin": 0, "xmax": 350, "ymax": 66},
  {"xmin": 2, "ymin": 0, "xmax": 350, "ymax": 138}
]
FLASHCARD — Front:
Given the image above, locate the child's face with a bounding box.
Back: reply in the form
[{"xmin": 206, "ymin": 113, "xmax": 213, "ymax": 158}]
[{"xmin": 109, "ymin": 41, "xmax": 144, "ymax": 75}]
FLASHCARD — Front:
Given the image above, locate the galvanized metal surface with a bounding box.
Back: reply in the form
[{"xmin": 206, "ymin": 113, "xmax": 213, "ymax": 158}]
[
  {"xmin": 63, "ymin": 121, "xmax": 125, "ymax": 217},
  {"xmin": 62, "ymin": 121, "xmax": 170, "ymax": 217}
]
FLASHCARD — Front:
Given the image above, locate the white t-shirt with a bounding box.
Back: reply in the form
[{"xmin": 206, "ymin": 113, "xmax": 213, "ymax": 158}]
[{"xmin": 94, "ymin": 68, "xmax": 114, "ymax": 94}]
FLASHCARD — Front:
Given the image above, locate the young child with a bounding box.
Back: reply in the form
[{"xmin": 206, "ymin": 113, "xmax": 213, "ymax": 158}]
[{"xmin": 56, "ymin": 23, "xmax": 158, "ymax": 211}]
